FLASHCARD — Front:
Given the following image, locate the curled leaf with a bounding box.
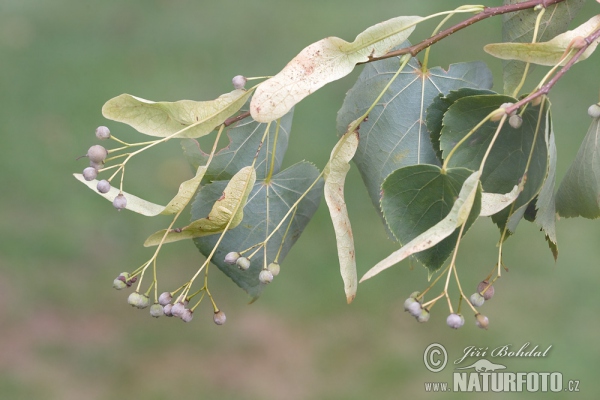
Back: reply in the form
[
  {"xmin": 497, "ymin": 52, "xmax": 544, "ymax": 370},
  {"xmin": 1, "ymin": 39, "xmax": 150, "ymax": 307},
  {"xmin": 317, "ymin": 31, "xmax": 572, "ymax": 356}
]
[
  {"xmin": 250, "ymin": 16, "xmax": 421, "ymax": 122},
  {"xmin": 480, "ymin": 185, "xmax": 520, "ymax": 217},
  {"xmin": 144, "ymin": 166, "xmax": 256, "ymax": 246},
  {"xmin": 324, "ymin": 131, "xmax": 359, "ymax": 304},
  {"xmin": 360, "ymin": 171, "xmax": 480, "ymax": 283},
  {"xmin": 102, "ymin": 89, "xmax": 253, "ymax": 138},
  {"xmin": 485, "ymin": 14, "xmax": 600, "ymax": 66},
  {"xmin": 73, "ymin": 165, "xmax": 207, "ymax": 216}
]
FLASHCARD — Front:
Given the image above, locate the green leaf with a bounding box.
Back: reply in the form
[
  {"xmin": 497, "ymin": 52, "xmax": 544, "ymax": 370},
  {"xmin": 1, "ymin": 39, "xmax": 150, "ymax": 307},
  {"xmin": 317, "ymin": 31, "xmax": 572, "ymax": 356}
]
[
  {"xmin": 556, "ymin": 114, "xmax": 600, "ymax": 219},
  {"xmin": 250, "ymin": 16, "xmax": 422, "ymax": 122},
  {"xmin": 337, "ymin": 55, "xmax": 492, "ymax": 225},
  {"xmin": 533, "ymin": 110, "xmax": 558, "ymax": 259},
  {"xmin": 487, "ymin": 14, "xmax": 600, "ymax": 66},
  {"xmin": 182, "ymin": 102, "xmax": 293, "ymax": 183},
  {"xmin": 144, "ymin": 166, "xmax": 256, "ymax": 246},
  {"xmin": 102, "ymin": 89, "xmax": 253, "ymax": 138},
  {"xmin": 501, "ymin": 0, "xmax": 586, "ymax": 94},
  {"xmin": 193, "ymin": 162, "xmax": 323, "ymax": 300},
  {"xmin": 73, "ymin": 164, "xmax": 207, "ymax": 216},
  {"xmin": 362, "ymin": 167, "xmax": 481, "ymax": 281},
  {"xmin": 324, "ymin": 131, "xmax": 359, "ymax": 304},
  {"xmin": 440, "ymin": 94, "xmax": 549, "ymax": 233},
  {"xmin": 427, "ymin": 88, "xmax": 496, "ymax": 163}
]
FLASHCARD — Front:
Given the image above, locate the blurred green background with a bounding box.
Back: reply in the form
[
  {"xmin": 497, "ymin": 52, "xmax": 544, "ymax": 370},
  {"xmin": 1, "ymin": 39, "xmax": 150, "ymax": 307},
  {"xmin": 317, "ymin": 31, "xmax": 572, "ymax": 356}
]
[{"xmin": 2, "ymin": 0, "xmax": 600, "ymax": 399}]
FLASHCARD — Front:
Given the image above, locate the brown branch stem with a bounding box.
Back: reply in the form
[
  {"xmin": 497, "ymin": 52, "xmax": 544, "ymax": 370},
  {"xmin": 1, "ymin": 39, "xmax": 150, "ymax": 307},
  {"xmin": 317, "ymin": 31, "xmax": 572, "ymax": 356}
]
[
  {"xmin": 362, "ymin": 0, "xmax": 566, "ymax": 64},
  {"xmin": 505, "ymin": 27, "xmax": 600, "ymax": 115},
  {"xmin": 224, "ymin": 110, "xmax": 251, "ymax": 127}
]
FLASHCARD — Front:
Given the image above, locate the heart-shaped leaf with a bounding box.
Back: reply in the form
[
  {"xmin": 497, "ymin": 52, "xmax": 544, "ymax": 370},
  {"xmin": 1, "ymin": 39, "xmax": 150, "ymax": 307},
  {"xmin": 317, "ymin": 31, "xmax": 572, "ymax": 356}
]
[
  {"xmin": 193, "ymin": 162, "xmax": 323, "ymax": 300},
  {"xmin": 440, "ymin": 94, "xmax": 550, "ymax": 233},
  {"xmin": 250, "ymin": 16, "xmax": 422, "ymax": 122},
  {"xmin": 362, "ymin": 166, "xmax": 481, "ymax": 280},
  {"xmin": 337, "ymin": 55, "xmax": 492, "ymax": 225},
  {"xmin": 556, "ymin": 112, "xmax": 600, "ymax": 219}
]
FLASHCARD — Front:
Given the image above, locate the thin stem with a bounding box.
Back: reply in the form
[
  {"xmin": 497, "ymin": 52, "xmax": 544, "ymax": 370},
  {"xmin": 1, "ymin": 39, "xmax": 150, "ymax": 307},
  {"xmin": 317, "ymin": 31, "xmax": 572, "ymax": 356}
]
[
  {"xmin": 365, "ymin": 0, "xmax": 566, "ymax": 63},
  {"xmin": 275, "ymin": 207, "xmax": 297, "ymax": 262},
  {"xmin": 511, "ymin": 7, "xmax": 546, "ymax": 98},
  {"xmin": 442, "ymin": 112, "xmax": 496, "ymax": 170},
  {"xmin": 505, "ymin": 26, "xmax": 600, "ymax": 116}
]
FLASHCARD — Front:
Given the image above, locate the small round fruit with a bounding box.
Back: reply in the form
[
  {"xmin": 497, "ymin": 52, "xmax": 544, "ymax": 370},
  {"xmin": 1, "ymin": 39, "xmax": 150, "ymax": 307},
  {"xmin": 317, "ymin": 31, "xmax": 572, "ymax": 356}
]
[
  {"xmin": 181, "ymin": 309, "xmax": 194, "ymax": 323},
  {"xmin": 477, "ymin": 280, "xmax": 495, "ymax": 300},
  {"xmin": 259, "ymin": 269, "xmax": 273, "ymax": 284},
  {"xmin": 113, "ymin": 194, "xmax": 127, "ymax": 210},
  {"xmin": 158, "ymin": 292, "xmax": 172, "ymax": 306},
  {"xmin": 90, "ymin": 160, "xmax": 104, "ymax": 170},
  {"xmin": 476, "ymin": 313, "xmax": 489, "ymax": 330},
  {"xmin": 137, "ymin": 294, "xmax": 150, "ymax": 309},
  {"xmin": 171, "ymin": 302, "xmax": 186, "ymax": 318},
  {"xmin": 406, "ymin": 300, "xmax": 422, "ymax": 317},
  {"xmin": 83, "ymin": 167, "xmax": 98, "ymax": 181},
  {"xmin": 588, "ymin": 103, "xmax": 600, "ymax": 119},
  {"xmin": 417, "ymin": 309, "xmax": 430, "ymax": 323},
  {"xmin": 224, "ymin": 252, "xmax": 240, "ymax": 265},
  {"xmin": 213, "ymin": 310, "xmax": 227, "ymax": 325},
  {"xmin": 500, "ymin": 102, "xmax": 516, "ymax": 116},
  {"xmin": 509, "ymin": 114, "xmax": 523, "ymax": 129},
  {"xmin": 236, "ymin": 257, "xmax": 251, "ymax": 271},
  {"xmin": 150, "ymin": 304, "xmax": 164, "ymax": 318},
  {"xmin": 97, "ymin": 180, "xmax": 111, "ymax": 193},
  {"xmin": 95, "ymin": 126, "xmax": 111, "ymax": 140},
  {"xmin": 470, "ymin": 292, "xmax": 485, "ymax": 307},
  {"xmin": 113, "ymin": 278, "xmax": 127, "ymax": 290},
  {"xmin": 127, "ymin": 292, "xmax": 142, "ymax": 307},
  {"xmin": 267, "ymin": 262, "xmax": 280, "ymax": 276},
  {"xmin": 163, "ymin": 304, "xmax": 174, "ymax": 317},
  {"xmin": 490, "ymin": 107, "xmax": 507, "ymax": 122},
  {"xmin": 87, "ymin": 145, "xmax": 108, "ymax": 163},
  {"xmin": 232, "ymin": 75, "xmax": 247, "ymax": 90},
  {"xmin": 446, "ymin": 313, "xmax": 465, "ymax": 329}
]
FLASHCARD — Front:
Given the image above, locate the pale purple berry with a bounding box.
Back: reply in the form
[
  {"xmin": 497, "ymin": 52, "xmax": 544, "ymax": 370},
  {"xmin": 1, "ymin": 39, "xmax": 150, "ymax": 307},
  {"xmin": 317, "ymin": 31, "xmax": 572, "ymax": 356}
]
[
  {"xmin": 213, "ymin": 310, "xmax": 226, "ymax": 325},
  {"xmin": 163, "ymin": 304, "xmax": 174, "ymax": 317},
  {"xmin": 500, "ymin": 102, "xmax": 516, "ymax": 117},
  {"xmin": 403, "ymin": 297, "xmax": 417, "ymax": 311},
  {"xmin": 470, "ymin": 292, "xmax": 485, "ymax": 307},
  {"xmin": 90, "ymin": 160, "xmax": 104, "ymax": 170},
  {"xmin": 158, "ymin": 292, "xmax": 172, "ymax": 306},
  {"xmin": 509, "ymin": 114, "xmax": 523, "ymax": 129},
  {"xmin": 87, "ymin": 145, "xmax": 108, "ymax": 163},
  {"xmin": 113, "ymin": 194, "xmax": 127, "ymax": 211},
  {"xmin": 477, "ymin": 280, "xmax": 495, "ymax": 300},
  {"xmin": 97, "ymin": 179, "xmax": 111, "ymax": 193},
  {"xmin": 259, "ymin": 269, "xmax": 273, "ymax": 284},
  {"xmin": 181, "ymin": 309, "xmax": 194, "ymax": 323},
  {"xmin": 447, "ymin": 313, "xmax": 465, "ymax": 329},
  {"xmin": 232, "ymin": 75, "xmax": 247, "ymax": 90},
  {"xmin": 95, "ymin": 126, "xmax": 111, "ymax": 140},
  {"xmin": 417, "ymin": 309, "xmax": 430, "ymax": 323},
  {"xmin": 267, "ymin": 262, "xmax": 280, "ymax": 276},
  {"xmin": 588, "ymin": 104, "xmax": 600, "ymax": 118},
  {"xmin": 236, "ymin": 256, "xmax": 251, "ymax": 271},
  {"xmin": 150, "ymin": 304, "xmax": 164, "ymax": 318},
  {"xmin": 83, "ymin": 167, "xmax": 98, "ymax": 181},
  {"xmin": 476, "ymin": 314, "xmax": 489, "ymax": 330},
  {"xmin": 406, "ymin": 300, "xmax": 422, "ymax": 317},
  {"xmin": 171, "ymin": 302, "xmax": 186, "ymax": 318},
  {"xmin": 224, "ymin": 252, "xmax": 240, "ymax": 265}
]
